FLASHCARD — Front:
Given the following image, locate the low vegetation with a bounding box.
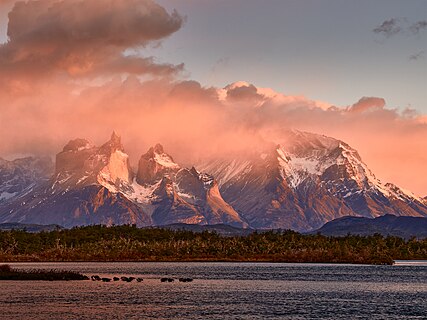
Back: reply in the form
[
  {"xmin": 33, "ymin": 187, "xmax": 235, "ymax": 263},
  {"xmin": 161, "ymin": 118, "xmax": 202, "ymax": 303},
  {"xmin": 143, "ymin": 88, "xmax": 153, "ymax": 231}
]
[
  {"xmin": 0, "ymin": 264, "xmax": 88, "ymax": 280},
  {"xmin": 0, "ymin": 225, "xmax": 426, "ymax": 265}
]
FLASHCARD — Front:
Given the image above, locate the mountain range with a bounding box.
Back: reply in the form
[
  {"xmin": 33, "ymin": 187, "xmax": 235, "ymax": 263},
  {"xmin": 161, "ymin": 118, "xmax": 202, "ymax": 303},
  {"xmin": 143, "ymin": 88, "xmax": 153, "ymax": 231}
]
[{"xmin": 0, "ymin": 130, "xmax": 426, "ymax": 232}]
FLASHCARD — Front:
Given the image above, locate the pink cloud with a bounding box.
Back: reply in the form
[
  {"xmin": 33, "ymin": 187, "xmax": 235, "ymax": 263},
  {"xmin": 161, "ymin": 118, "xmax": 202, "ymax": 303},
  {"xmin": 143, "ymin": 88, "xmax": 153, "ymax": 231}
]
[
  {"xmin": 348, "ymin": 97, "xmax": 386, "ymax": 113},
  {"xmin": 0, "ymin": 0, "xmax": 183, "ymax": 84},
  {"xmin": 0, "ymin": 1, "xmax": 425, "ymax": 197}
]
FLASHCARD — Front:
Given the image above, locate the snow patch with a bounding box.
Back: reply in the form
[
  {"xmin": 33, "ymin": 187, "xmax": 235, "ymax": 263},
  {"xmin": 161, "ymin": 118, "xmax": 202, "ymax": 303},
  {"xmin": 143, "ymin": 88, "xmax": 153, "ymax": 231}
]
[
  {"xmin": 124, "ymin": 179, "xmax": 161, "ymax": 204},
  {"xmin": 77, "ymin": 143, "xmax": 92, "ymax": 151},
  {"xmin": 224, "ymin": 160, "xmax": 251, "ymax": 184},
  {"xmin": 153, "ymin": 152, "xmax": 179, "ymax": 169},
  {"xmin": 384, "ymin": 183, "xmax": 423, "ymax": 203},
  {"xmin": 58, "ymin": 174, "xmax": 72, "ymax": 184},
  {"xmin": 277, "ymin": 147, "xmax": 313, "ymax": 188},
  {"xmin": 289, "ymin": 157, "xmax": 319, "ymax": 175},
  {"xmin": 76, "ymin": 175, "xmax": 89, "ymax": 185},
  {"xmin": 197, "ymin": 158, "xmax": 252, "ymax": 187},
  {"xmin": 0, "ymin": 191, "xmax": 17, "ymax": 201},
  {"xmin": 175, "ymin": 183, "xmax": 196, "ymax": 201}
]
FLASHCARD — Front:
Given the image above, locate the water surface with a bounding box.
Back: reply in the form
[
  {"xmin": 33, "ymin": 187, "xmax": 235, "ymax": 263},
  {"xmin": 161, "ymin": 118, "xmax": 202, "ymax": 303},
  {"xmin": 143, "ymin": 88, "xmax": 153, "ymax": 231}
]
[{"xmin": 0, "ymin": 262, "xmax": 425, "ymax": 319}]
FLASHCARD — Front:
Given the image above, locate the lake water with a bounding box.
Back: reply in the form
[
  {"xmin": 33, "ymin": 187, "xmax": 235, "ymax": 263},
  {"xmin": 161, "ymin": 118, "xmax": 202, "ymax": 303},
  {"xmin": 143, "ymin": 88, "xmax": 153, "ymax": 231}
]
[{"xmin": 0, "ymin": 262, "xmax": 426, "ymax": 319}]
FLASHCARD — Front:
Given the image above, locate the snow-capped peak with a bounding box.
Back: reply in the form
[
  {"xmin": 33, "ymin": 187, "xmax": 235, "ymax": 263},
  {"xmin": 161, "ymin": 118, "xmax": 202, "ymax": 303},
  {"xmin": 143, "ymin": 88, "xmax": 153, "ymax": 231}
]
[
  {"xmin": 136, "ymin": 144, "xmax": 180, "ymax": 185},
  {"xmin": 384, "ymin": 183, "xmax": 424, "ymax": 203},
  {"xmin": 154, "ymin": 153, "xmax": 179, "ymax": 170},
  {"xmin": 273, "ymin": 134, "xmax": 379, "ymax": 190},
  {"xmin": 143, "ymin": 144, "xmax": 180, "ymax": 169}
]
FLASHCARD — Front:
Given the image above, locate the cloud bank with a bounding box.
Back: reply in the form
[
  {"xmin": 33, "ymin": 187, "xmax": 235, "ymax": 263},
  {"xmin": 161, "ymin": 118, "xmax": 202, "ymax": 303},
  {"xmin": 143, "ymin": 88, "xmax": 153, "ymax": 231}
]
[
  {"xmin": 0, "ymin": 0, "xmax": 183, "ymax": 84},
  {"xmin": 0, "ymin": 0, "xmax": 426, "ymax": 196}
]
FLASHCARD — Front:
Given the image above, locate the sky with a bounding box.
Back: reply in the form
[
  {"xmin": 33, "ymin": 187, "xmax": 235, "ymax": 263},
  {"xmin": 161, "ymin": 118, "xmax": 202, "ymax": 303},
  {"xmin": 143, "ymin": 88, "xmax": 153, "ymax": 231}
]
[
  {"xmin": 150, "ymin": 0, "xmax": 427, "ymax": 111},
  {"xmin": 0, "ymin": 0, "xmax": 426, "ymax": 195}
]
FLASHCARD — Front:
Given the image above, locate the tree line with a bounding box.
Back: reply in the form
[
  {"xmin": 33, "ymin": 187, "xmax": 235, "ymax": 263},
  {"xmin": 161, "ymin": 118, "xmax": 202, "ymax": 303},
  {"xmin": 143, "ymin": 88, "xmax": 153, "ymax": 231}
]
[{"xmin": 0, "ymin": 225, "xmax": 426, "ymax": 265}]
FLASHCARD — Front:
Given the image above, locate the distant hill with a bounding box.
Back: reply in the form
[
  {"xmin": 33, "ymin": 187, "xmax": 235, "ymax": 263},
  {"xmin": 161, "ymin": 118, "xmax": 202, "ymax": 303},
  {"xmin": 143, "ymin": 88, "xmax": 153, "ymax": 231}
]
[
  {"xmin": 312, "ymin": 215, "xmax": 427, "ymax": 239},
  {"xmin": 0, "ymin": 223, "xmax": 62, "ymax": 233}
]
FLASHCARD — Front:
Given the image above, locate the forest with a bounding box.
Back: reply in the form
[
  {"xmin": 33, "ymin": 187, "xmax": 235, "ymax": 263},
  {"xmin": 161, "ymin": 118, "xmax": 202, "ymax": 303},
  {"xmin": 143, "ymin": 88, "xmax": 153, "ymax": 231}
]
[{"xmin": 0, "ymin": 225, "xmax": 426, "ymax": 265}]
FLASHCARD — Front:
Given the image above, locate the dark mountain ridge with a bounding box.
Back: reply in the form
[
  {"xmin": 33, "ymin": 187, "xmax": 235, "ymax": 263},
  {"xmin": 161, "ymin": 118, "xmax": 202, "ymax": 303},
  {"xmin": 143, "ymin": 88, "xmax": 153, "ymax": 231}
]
[
  {"xmin": 312, "ymin": 214, "xmax": 427, "ymax": 239},
  {"xmin": 0, "ymin": 222, "xmax": 62, "ymax": 232}
]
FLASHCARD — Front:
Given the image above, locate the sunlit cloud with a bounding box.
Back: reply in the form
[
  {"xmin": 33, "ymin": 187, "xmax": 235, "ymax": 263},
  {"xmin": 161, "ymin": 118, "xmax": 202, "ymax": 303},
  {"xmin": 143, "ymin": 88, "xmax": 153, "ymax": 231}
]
[
  {"xmin": 0, "ymin": 0, "xmax": 184, "ymax": 86},
  {"xmin": 0, "ymin": 0, "xmax": 426, "ymax": 196}
]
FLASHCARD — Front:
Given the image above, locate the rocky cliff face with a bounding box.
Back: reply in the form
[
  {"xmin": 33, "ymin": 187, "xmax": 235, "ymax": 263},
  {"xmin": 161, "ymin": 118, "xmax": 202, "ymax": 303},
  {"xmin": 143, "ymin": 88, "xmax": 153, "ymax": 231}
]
[
  {"xmin": 53, "ymin": 132, "xmax": 132, "ymax": 193},
  {"xmin": 130, "ymin": 145, "xmax": 247, "ymax": 227},
  {"xmin": 0, "ymin": 134, "xmax": 246, "ymax": 228},
  {"xmin": 136, "ymin": 144, "xmax": 179, "ymax": 185},
  {"xmin": 0, "ymin": 133, "xmax": 148, "ymax": 228},
  {"xmin": 0, "ymin": 130, "xmax": 425, "ymax": 231}
]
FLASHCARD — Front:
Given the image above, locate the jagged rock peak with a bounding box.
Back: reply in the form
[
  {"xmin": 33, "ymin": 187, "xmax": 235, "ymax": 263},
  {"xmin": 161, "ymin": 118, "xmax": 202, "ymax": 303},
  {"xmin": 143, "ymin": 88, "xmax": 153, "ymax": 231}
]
[
  {"xmin": 141, "ymin": 144, "xmax": 179, "ymax": 168},
  {"xmin": 62, "ymin": 139, "xmax": 93, "ymax": 152},
  {"xmin": 189, "ymin": 166, "xmax": 199, "ymax": 176},
  {"xmin": 136, "ymin": 144, "xmax": 179, "ymax": 185},
  {"xmin": 187, "ymin": 167, "xmax": 215, "ymax": 189},
  {"xmin": 100, "ymin": 131, "xmax": 125, "ymax": 153},
  {"xmin": 56, "ymin": 138, "xmax": 96, "ymax": 174},
  {"xmin": 143, "ymin": 143, "xmax": 173, "ymax": 160},
  {"xmin": 153, "ymin": 143, "xmax": 164, "ymax": 154},
  {"xmin": 55, "ymin": 133, "xmax": 131, "ymax": 185},
  {"xmin": 110, "ymin": 131, "xmax": 121, "ymax": 144}
]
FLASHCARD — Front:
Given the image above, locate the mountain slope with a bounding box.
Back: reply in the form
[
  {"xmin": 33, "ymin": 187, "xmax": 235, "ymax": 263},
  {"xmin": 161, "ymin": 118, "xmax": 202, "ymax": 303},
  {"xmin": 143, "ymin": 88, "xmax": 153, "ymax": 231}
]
[
  {"xmin": 1, "ymin": 185, "xmax": 151, "ymax": 228},
  {"xmin": 0, "ymin": 156, "xmax": 53, "ymax": 204},
  {"xmin": 198, "ymin": 130, "xmax": 427, "ymax": 231},
  {"xmin": 312, "ymin": 214, "xmax": 427, "ymax": 239},
  {"xmin": 128, "ymin": 146, "xmax": 247, "ymax": 227}
]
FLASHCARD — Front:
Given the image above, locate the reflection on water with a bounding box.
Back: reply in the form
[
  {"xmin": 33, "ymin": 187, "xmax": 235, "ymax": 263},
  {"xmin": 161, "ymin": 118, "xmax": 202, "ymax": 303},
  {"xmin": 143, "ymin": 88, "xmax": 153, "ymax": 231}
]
[{"xmin": 0, "ymin": 262, "xmax": 426, "ymax": 319}]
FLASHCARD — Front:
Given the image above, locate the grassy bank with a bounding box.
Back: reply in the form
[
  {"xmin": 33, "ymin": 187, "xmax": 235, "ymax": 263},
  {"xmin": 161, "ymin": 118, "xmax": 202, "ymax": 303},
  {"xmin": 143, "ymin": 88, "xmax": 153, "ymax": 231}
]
[
  {"xmin": 1, "ymin": 225, "xmax": 426, "ymax": 265},
  {"xmin": 0, "ymin": 264, "xmax": 88, "ymax": 280}
]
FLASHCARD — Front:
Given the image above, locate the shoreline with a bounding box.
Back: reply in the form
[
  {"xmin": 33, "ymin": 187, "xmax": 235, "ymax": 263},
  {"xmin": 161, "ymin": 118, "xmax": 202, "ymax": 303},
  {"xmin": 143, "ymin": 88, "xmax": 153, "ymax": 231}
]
[
  {"xmin": 2, "ymin": 258, "xmax": 410, "ymax": 265},
  {"xmin": 0, "ymin": 264, "xmax": 88, "ymax": 281}
]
